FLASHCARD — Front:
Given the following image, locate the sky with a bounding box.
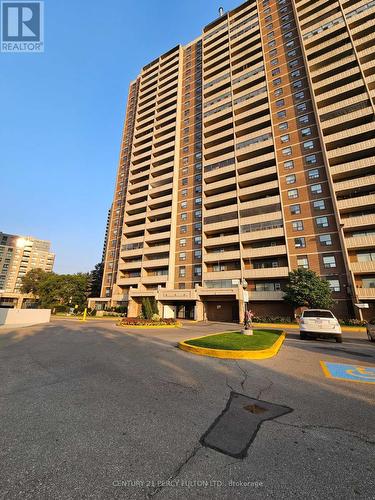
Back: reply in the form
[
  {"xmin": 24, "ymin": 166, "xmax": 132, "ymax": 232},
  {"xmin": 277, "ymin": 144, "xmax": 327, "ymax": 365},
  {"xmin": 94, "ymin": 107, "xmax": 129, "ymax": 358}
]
[{"xmin": 0, "ymin": 0, "xmax": 240, "ymax": 274}]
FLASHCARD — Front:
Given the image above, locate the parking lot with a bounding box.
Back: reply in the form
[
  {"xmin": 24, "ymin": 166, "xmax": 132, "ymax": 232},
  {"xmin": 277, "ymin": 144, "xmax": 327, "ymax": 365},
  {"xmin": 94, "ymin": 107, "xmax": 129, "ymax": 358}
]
[{"xmin": 0, "ymin": 319, "xmax": 374, "ymax": 499}]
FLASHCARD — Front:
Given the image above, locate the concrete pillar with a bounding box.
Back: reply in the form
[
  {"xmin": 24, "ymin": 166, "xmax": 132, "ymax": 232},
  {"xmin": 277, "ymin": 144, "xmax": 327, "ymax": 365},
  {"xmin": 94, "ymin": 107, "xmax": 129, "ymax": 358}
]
[
  {"xmin": 127, "ymin": 298, "xmax": 138, "ymax": 318},
  {"xmin": 157, "ymin": 300, "xmax": 163, "ymax": 317},
  {"xmin": 16, "ymin": 296, "xmax": 24, "ymax": 309},
  {"xmin": 238, "ymin": 299, "xmax": 245, "ymax": 325},
  {"xmin": 195, "ymin": 301, "xmax": 204, "ymax": 321}
]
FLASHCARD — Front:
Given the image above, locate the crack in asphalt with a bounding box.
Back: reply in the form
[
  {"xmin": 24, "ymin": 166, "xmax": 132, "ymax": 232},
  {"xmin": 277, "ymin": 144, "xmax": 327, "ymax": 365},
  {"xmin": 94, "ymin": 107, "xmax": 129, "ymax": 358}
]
[
  {"xmin": 146, "ymin": 445, "xmax": 201, "ymax": 498},
  {"xmin": 273, "ymin": 421, "xmax": 375, "ymax": 446},
  {"xmin": 256, "ymin": 379, "xmax": 274, "ymax": 400},
  {"xmin": 234, "ymin": 361, "xmax": 248, "ymax": 391}
]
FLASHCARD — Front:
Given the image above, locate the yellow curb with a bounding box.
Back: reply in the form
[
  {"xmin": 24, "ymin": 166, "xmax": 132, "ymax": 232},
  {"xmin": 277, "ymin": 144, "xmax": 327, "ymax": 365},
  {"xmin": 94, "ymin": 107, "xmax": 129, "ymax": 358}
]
[{"xmin": 178, "ymin": 331, "xmax": 286, "ymax": 360}]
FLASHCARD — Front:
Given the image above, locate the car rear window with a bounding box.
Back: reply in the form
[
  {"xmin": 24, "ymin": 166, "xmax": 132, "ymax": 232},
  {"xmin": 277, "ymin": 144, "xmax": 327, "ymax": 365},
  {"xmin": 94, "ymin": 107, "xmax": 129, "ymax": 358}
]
[{"xmin": 303, "ymin": 310, "xmax": 334, "ymax": 318}]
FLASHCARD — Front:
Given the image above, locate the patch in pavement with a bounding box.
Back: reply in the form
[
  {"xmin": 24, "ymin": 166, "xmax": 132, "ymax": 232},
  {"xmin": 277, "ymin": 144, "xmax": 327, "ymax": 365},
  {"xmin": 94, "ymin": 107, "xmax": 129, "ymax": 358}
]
[{"xmin": 200, "ymin": 392, "xmax": 292, "ymax": 459}]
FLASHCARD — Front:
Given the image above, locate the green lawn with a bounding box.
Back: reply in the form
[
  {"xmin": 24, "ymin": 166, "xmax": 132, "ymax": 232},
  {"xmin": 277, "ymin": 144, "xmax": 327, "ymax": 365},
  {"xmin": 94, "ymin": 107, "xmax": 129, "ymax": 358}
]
[{"xmin": 185, "ymin": 330, "xmax": 282, "ymax": 351}]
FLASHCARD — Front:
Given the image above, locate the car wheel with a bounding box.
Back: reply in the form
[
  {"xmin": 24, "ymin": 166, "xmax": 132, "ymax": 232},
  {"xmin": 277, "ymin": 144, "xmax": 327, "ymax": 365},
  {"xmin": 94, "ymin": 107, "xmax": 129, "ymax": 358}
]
[
  {"xmin": 300, "ymin": 332, "xmax": 308, "ymax": 340},
  {"xmin": 335, "ymin": 336, "xmax": 343, "ymax": 343},
  {"xmin": 368, "ymin": 331, "xmax": 375, "ymax": 342}
]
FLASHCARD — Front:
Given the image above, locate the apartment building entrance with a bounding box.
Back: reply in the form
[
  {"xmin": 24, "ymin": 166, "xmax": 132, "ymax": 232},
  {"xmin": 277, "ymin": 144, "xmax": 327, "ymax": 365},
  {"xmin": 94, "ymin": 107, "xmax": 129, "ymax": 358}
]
[
  {"xmin": 176, "ymin": 303, "xmax": 195, "ymax": 320},
  {"xmin": 205, "ymin": 298, "xmax": 239, "ymax": 323}
]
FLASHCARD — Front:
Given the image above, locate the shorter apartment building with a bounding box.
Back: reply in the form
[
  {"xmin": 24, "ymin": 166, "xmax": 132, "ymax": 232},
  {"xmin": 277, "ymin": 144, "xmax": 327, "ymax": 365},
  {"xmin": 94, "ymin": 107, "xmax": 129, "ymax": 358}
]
[{"xmin": 0, "ymin": 232, "xmax": 55, "ymax": 308}]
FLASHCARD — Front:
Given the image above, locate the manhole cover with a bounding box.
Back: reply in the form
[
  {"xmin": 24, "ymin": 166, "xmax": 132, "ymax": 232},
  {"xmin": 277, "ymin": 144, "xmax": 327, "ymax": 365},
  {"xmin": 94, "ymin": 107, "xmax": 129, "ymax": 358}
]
[{"xmin": 200, "ymin": 392, "xmax": 292, "ymax": 459}]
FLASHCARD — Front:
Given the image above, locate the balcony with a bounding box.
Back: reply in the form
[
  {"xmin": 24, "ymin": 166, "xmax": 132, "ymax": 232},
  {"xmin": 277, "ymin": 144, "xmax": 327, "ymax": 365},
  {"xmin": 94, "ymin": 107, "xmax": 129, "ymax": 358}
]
[
  {"xmin": 243, "ymin": 245, "xmax": 287, "ymax": 259},
  {"xmin": 143, "ymin": 258, "xmax": 169, "ymax": 268},
  {"xmin": 204, "ymin": 250, "xmax": 241, "ymax": 262},
  {"xmin": 341, "ymin": 213, "xmax": 375, "ymax": 229},
  {"xmin": 244, "ymin": 267, "xmax": 289, "ymax": 279},
  {"xmin": 345, "ymin": 235, "xmax": 375, "ymax": 250},
  {"xmin": 204, "ymin": 270, "xmax": 241, "ymax": 281},
  {"xmin": 356, "ymin": 288, "xmax": 375, "ymax": 299},
  {"xmin": 142, "ymin": 275, "xmax": 169, "ymax": 284},
  {"xmin": 241, "ymin": 227, "xmax": 285, "ymax": 243},
  {"xmin": 350, "ymin": 261, "xmax": 375, "ymax": 274}
]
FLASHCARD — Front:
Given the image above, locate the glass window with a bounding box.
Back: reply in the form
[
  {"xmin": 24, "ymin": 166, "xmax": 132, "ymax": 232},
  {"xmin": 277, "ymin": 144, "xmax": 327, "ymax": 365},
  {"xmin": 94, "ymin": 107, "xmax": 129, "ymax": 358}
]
[
  {"xmin": 276, "ymin": 99, "xmax": 285, "ymax": 107},
  {"xmin": 281, "ymin": 134, "xmax": 290, "ymax": 143},
  {"xmin": 181, "ymin": 213, "xmax": 187, "ymax": 221},
  {"xmin": 279, "ymin": 122, "xmax": 288, "ymax": 130},
  {"xmin": 304, "ymin": 140, "xmax": 314, "ymax": 150},
  {"xmin": 311, "ymin": 184, "xmax": 323, "ymax": 195},
  {"xmin": 194, "ymin": 265, "xmax": 202, "ymax": 277},
  {"xmin": 289, "ymin": 59, "xmax": 299, "ymax": 68},
  {"xmin": 180, "ymin": 238, "xmax": 186, "ymax": 247},
  {"xmin": 179, "ymin": 252, "xmax": 186, "ymax": 261},
  {"xmin": 181, "ymin": 201, "xmax": 187, "ymax": 209},
  {"xmin": 294, "ymin": 237, "xmax": 306, "ymax": 248},
  {"xmin": 286, "ymin": 174, "xmax": 296, "ymax": 184},
  {"xmin": 194, "ymin": 236, "xmax": 202, "ymax": 245},
  {"xmin": 183, "ymin": 157, "xmax": 189, "ymax": 164},
  {"xmin": 181, "ymin": 189, "xmax": 188, "ymax": 197},
  {"xmin": 286, "ymin": 39, "xmax": 295, "ymax": 49},
  {"xmin": 308, "ymin": 168, "xmax": 320, "ymax": 179},
  {"xmin": 299, "ymin": 114, "xmax": 309, "ymax": 124},
  {"xmin": 182, "ymin": 167, "xmax": 188, "ymax": 175},
  {"xmin": 195, "ymin": 197, "xmax": 202, "ymax": 205},
  {"xmin": 282, "ymin": 147, "xmax": 292, "ymax": 156},
  {"xmin": 293, "ymin": 80, "xmax": 303, "ymax": 89},
  {"xmin": 305, "ymin": 154, "xmax": 317, "ymax": 165},
  {"xmin": 180, "ymin": 225, "xmax": 187, "ymax": 233},
  {"xmin": 195, "ymin": 174, "xmax": 202, "ymax": 182},
  {"xmin": 297, "ymin": 102, "xmax": 307, "ymax": 113},
  {"xmin": 181, "ymin": 178, "xmax": 188, "ymax": 185},
  {"xmin": 327, "ymin": 279, "xmax": 340, "ymax": 292},
  {"xmin": 271, "ymin": 58, "xmax": 279, "ymax": 66},
  {"xmin": 194, "ymin": 249, "xmax": 202, "ymax": 259},
  {"xmin": 195, "ymin": 163, "xmax": 202, "ymax": 172},
  {"xmin": 194, "ymin": 210, "xmax": 202, "ymax": 219},
  {"xmin": 275, "ymin": 88, "xmax": 283, "ymax": 97},
  {"xmin": 284, "ymin": 160, "xmax": 294, "ymax": 169},
  {"xmin": 268, "ymin": 39, "xmax": 276, "ymax": 48},
  {"xmin": 273, "ymin": 77, "xmax": 282, "ymax": 86},
  {"xmin": 313, "ymin": 199, "xmax": 325, "ymax": 210},
  {"xmin": 272, "ymin": 67, "xmax": 280, "ymax": 76},
  {"xmin": 297, "ymin": 256, "xmax": 309, "ymax": 269},
  {"xmin": 288, "ymin": 188, "xmax": 298, "ymax": 199},
  {"xmin": 291, "ymin": 69, "xmax": 301, "ymax": 78},
  {"xmin": 284, "ymin": 30, "xmax": 293, "ymax": 39},
  {"xmin": 319, "ymin": 234, "xmax": 332, "ymax": 246},
  {"xmin": 194, "ymin": 222, "xmax": 202, "ymax": 231},
  {"xmin": 290, "ymin": 204, "xmax": 301, "ymax": 215},
  {"xmin": 295, "ymin": 91, "xmax": 305, "ymax": 101},
  {"xmin": 323, "ymin": 255, "xmax": 336, "ymax": 268},
  {"xmin": 301, "ymin": 127, "xmax": 312, "ymax": 137},
  {"xmin": 277, "ymin": 110, "xmax": 287, "ymax": 118},
  {"xmin": 293, "ymin": 220, "xmax": 304, "ymax": 231},
  {"xmin": 287, "ymin": 49, "xmax": 297, "ymax": 58},
  {"xmin": 316, "ymin": 216, "xmax": 329, "ymax": 228},
  {"xmin": 179, "ymin": 266, "xmax": 186, "ymax": 277}
]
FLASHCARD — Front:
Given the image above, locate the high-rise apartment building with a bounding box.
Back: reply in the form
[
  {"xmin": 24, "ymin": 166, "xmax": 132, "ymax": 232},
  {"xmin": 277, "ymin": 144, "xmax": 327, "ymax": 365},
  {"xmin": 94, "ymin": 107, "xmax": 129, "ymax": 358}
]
[
  {"xmin": 0, "ymin": 232, "xmax": 55, "ymax": 308},
  {"xmin": 96, "ymin": 0, "xmax": 375, "ymax": 321}
]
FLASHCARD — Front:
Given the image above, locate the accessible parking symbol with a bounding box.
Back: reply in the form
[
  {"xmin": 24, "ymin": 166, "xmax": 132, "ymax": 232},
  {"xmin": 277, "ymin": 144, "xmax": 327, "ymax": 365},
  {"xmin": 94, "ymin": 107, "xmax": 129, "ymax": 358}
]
[{"xmin": 320, "ymin": 361, "xmax": 375, "ymax": 384}]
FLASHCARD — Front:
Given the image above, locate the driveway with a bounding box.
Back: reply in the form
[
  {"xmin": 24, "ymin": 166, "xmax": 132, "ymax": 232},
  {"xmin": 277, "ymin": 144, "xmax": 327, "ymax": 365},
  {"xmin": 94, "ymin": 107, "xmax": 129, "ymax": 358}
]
[{"xmin": 0, "ymin": 319, "xmax": 374, "ymax": 499}]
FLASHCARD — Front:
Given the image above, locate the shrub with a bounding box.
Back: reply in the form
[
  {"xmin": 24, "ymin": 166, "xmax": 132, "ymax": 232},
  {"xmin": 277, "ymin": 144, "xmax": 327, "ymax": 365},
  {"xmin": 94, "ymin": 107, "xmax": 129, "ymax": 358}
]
[
  {"xmin": 152, "ymin": 313, "xmax": 161, "ymax": 322},
  {"xmin": 338, "ymin": 318, "xmax": 367, "ymax": 327},
  {"xmin": 252, "ymin": 315, "xmax": 294, "ymax": 324},
  {"xmin": 119, "ymin": 317, "xmax": 179, "ymax": 327}
]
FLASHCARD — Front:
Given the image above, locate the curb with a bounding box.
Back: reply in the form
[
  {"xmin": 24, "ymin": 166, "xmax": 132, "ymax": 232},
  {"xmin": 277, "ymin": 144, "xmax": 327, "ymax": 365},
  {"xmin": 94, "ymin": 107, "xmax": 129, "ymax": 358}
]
[
  {"xmin": 253, "ymin": 323, "xmax": 366, "ymax": 333},
  {"xmin": 178, "ymin": 331, "xmax": 286, "ymax": 360}
]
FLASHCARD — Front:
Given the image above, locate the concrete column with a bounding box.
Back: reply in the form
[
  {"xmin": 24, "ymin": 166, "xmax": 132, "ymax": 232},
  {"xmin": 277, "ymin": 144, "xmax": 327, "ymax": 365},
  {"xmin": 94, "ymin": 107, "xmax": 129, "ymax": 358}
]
[
  {"xmin": 238, "ymin": 299, "xmax": 245, "ymax": 325},
  {"xmin": 127, "ymin": 298, "xmax": 138, "ymax": 318},
  {"xmin": 195, "ymin": 301, "xmax": 204, "ymax": 321},
  {"xmin": 16, "ymin": 296, "xmax": 24, "ymax": 309},
  {"xmin": 157, "ymin": 301, "xmax": 163, "ymax": 317}
]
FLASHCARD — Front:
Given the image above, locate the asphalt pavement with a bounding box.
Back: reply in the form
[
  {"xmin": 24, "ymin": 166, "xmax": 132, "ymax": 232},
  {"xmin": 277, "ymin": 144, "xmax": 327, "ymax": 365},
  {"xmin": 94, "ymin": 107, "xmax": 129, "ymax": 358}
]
[{"xmin": 0, "ymin": 319, "xmax": 374, "ymax": 499}]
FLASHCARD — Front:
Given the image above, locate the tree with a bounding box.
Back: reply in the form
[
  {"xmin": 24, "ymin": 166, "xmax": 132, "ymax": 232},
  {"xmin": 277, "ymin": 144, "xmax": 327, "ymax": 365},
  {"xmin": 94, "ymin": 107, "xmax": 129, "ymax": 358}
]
[
  {"xmin": 284, "ymin": 268, "xmax": 334, "ymax": 310},
  {"xmin": 141, "ymin": 297, "xmax": 154, "ymax": 319},
  {"xmin": 88, "ymin": 262, "xmax": 104, "ymax": 298},
  {"xmin": 21, "ymin": 268, "xmax": 47, "ymax": 297}
]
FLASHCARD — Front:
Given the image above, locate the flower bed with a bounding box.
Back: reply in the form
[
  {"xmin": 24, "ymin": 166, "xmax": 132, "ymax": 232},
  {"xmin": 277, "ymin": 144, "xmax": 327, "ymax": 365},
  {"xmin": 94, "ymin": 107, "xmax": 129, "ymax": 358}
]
[{"xmin": 119, "ymin": 317, "xmax": 180, "ymax": 327}]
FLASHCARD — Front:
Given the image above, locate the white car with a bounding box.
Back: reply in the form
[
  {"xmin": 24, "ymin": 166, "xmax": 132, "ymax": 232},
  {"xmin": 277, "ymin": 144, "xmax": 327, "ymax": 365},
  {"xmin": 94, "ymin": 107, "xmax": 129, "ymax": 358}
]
[{"xmin": 299, "ymin": 309, "xmax": 342, "ymax": 343}]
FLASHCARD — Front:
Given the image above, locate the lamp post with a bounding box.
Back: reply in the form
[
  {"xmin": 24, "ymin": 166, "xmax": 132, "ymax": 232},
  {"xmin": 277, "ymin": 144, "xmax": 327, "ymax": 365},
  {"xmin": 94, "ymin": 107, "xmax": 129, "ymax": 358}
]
[{"xmin": 241, "ymin": 279, "xmax": 253, "ymax": 335}]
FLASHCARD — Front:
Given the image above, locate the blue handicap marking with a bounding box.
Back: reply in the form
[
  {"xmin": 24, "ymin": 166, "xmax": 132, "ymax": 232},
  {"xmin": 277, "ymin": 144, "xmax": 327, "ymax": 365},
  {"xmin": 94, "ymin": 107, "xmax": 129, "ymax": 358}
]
[{"xmin": 321, "ymin": 361, "xmax": 375, "ymax": 384}]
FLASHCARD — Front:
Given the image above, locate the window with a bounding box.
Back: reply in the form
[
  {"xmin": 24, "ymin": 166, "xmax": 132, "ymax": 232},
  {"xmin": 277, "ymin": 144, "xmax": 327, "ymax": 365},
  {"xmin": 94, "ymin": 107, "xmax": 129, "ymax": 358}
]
[
  {"xmin": 179, "ymin": 252, "xmax": 186, "ymax": 261},
  {"xmin": 181, "ymin": 178, "xmax": 188, "ymax": 185},
  {"xmin": 276, "ymin": 99, "xmax": 285, "ymax": 107},
  {"xmin": 180, "ymin": 239, "xmax": 187, "ymax": 247},
  {"xmin": 291, "ymin": 69, "xmax": 301, "ymax": 79},
  {"xmin": 297, "ymin": 102, "xmax": 307, "ymax": 113},
  {"xmin": 284, "ymin": 30, "xmax": 293, "ymax": 39},
  {"xmin": 282, "ymin": 147, "xmax": 292, "ymax": 156},
  {"xmin": 281, "ymin": 134, "xmax": 290, "ymax": 143},
  {"xmin": 287, "ymin": 49, "xmax": 297, "ymax": 58},
  {"xmin": 319, "ymin": 234, "xmax": 332, "ymax": 246},
  {"xmin": 179, "ymin": 267, "xmax": 186, "ymax": 277},
  {"xmin": 290, "ymin": 204, "xmax": 301, "ymax": 215},
  {"xmin": 299, "ymin": 114, "xmax": 309, "ymax": 124},
  {"xmin": 194, "ymin": 249, "xmax": 202, "ymax": 259},
  {"xmin": 301, "ymin": 127, "xmax": 312, "ymax": 137},
  {"xmin": 183, "ymin": 147, "xmax": 189, "ymax": 153},
  {"xmin": 286, "ymin": 174, "xmax": 296, "ymax": 184},
  {"xmin": 194, "ymin": 265, "xmax": 202, "ymax": 277},
  {"xmin": 275, "ymin": 88, "xmax": 283, "ymax": 97},
  {"xmin": 179, "ymin": 283, "xmax": 186, "ymax": 289},
  {"xmin": 194, "ymin": 210, "xmax": 202, "ymax": 219},
  {"xmin": 182, "ymin": 168, "xmax": 188, "ymax": 177},
  {"xmin": 181, "ymin": 188, "xmax": 188, "ymax": 197},
  {"xmin": 284, "ymin": 160, "xmax": 294, "ymax": 169},
  {"xmin": 323, "ymin": 255, "xmax": 336, "ymax": 268},
  {"xmin": 181, "ymin": 201, "xmax": 187, "ymax": 209},
  {"xmin": 316, "ymin": 216, "xmax": 329, "ymax": 228},
  {"xmin": 308, "ymin": 168, "xmax": 320, "ymax": 180},
  {"xmin": 313, "ymin": 199, "xmax": 325, "ymax": 210},
  {"xmin": 286, "ymin": 39, "xmax": 295, "ymax": 49},
  {"xmin": 194, "ymin": 222, "xmax": 202, "ymax": 232},
  {"xmin": 357, "ymin": 251, "xmax": 375, "ymax": 262},
  {"xmin": 180, "ymin": 225, "xmax": 187, "ymax": 233},
  {"xmin": 289, "ymin": 59, "xmax": 299, "ymax": 68},
  {"xmin": 277, "ymin": 110, "xmax": 286, "ymax": 118},
  {"xmin": 293, "ymin": 80, "xmax": 303, "ymax": 89},
  {"xmin": 183, "ymin": 157, "xmax": 189, "ymax": 164},
  {"xmin": 195, "ymin": 163, "xmax": 202, "ymax": 172},
  {"xmin": 271, "ymin": 58, "xmax": 279, "ymax": 66},
  {"xmin": 288, "ymin": 188, "xmax": 298, "ymax": 199},
  {"xmin": 311, "ymin": 183, "xmax": 323, "ymax": 195},
  {"xmin": 305, "ymin": 154, "xmax": 317, "ymax": 165},
  {"xmin": 293, "ymin": 220, "xmax": 304, "ymax": 231},
  {"xmin": 266, "ymin": 23, "xmax": 273, "ymax": 31},
  {"xmin": 181, "ymin": 213, "xmax": 187, "ymax": 221},
  {"xmin": 303, "ymin": 140, "xmax": 314, "ymax": 150},
  {"xmin": 195, "ymin": 174, "xmax": 202, "ymax": 183},
  {"xmin": 279, "ymin": 122, "xmax": 288, "ymax": 130},
  {"xmin": 195, "ymin": 197, "xmax": 202, "ymax": 205},
  {"xmin": 272, "ymin": 67, "xmax": 280, "ymax": 76},
  {"xmin": 268, "ymin": 38, "xmax": 276, "ymax": 48},
  {"xmin": 265, "ymin": 15, "xmax": 273, "ymax": 23},
  {"xmin": 273, "ymin": 77, "xmax": 281, "ymax": 86},
  {"xmin": 297, "ymin": 256, "xmax": 309, "ymax": 269},
  {"xmin": 327, "ymin": 279, "xmax": 340, "ymax": 292},
  {"xmin": 294, "ymin": 237, "xmax": 306, "ymax": 248},
  {"xmin": 194, "ymin": 236, "xmax": 202, "ymax": 245}
]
